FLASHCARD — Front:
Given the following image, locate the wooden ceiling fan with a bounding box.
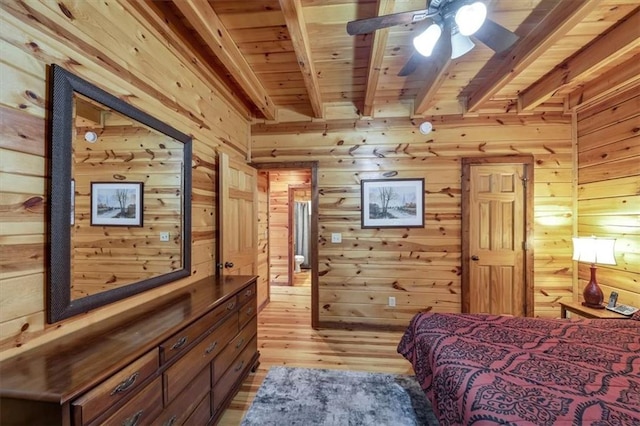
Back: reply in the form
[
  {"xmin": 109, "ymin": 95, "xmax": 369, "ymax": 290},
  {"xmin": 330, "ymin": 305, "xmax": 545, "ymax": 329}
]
[{"xmin": 347, "ymin": 0, "xmax": 519, "ymax": 76}]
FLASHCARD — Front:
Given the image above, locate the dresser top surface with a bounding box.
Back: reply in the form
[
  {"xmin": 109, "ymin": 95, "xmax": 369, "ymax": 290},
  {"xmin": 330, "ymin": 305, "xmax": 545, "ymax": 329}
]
[{"xmin": 0, "ymin": 275, "xmax": 256, "ymax": 403}]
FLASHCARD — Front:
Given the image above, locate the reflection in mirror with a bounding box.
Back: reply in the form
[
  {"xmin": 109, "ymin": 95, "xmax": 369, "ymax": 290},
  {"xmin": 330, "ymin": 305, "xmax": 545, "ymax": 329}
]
[
  {"xmin": 49, "ymin": 65, "xmax": 192, "ymax": 323},
  {"xmin": 71, "ymin": 94, "xmax": 185, "ymax": 300}
]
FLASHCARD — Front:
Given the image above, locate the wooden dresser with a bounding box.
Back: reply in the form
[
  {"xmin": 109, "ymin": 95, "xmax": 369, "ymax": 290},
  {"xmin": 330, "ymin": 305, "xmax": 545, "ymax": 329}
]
[{"xmin": 0, "ymin": 275, "xmax": 259, "ymax": 426}]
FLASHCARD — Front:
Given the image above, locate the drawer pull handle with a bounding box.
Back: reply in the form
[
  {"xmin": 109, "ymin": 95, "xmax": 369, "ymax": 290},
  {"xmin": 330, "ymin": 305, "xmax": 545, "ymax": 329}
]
[
  {"xmin": 226, "ymin": 301, "xmax": 236, "ymax": 311},
  {"xmin": 245, "ymin": 289, "xmax": 253, "ymax": 297},
  {"xmin": 164, "ymin": 415, "xmax": 178, "ymax": 426},
  {"xmin": 123, "ymin": 409, "xmax": 144, "ymax": 426},
  {"xmin": 171, "ymin": 336, "xmax": 188, "ymax": 350},
  {"xmin": 205, "ymin": 341, "xmax": 218, "ymax": 354},
  {"xmin": 235, "ymin": 360, "xmax": 245, "ymax": 372},
  {"xmin": 246, "ymin": 307, "xmax": 254, "ymax": 316},
  {"xmin": 236, "ymin": 338, "xmax": 245, "ymax": 349},
  {"xmin": 110, "ymin": 372, "xmax": 139, "ymax": 395}
]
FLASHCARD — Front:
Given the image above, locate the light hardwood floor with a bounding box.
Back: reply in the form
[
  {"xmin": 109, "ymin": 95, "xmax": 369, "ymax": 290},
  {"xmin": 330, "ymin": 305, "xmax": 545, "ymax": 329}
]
[{"xmin": 218, "ymin": 271, "xmax": 415, "ymax": 424}]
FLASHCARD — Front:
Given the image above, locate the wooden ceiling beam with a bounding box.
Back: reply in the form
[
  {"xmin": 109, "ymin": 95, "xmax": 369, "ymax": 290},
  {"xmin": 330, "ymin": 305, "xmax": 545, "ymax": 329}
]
[
  {"xmin": 568, "ymin": 53, "xmax": 640, "ymax": 110},
  {"xmin": 279, "ymin": 0, "xmax": 323, "ymax": 119},
  {"xmin": 126, "ymin": 0, "xmax": 253, "ymax": 119},
  {"xmin": 520, "ymin": 7, "xmax": 640, "ymax": 111},
  {"xmin": 362, "ymin": 0, "xmax": 395, "ymax": 118},
  {"xmin": 170, "ymin": 0, "xmax": 276, "ymax": 120},
  {"xmin": 414, "ymin": 22, "xmax": 453, "ymax": 116},
  {"xmin": 461, "ymin": 0, "xmax": 599, "ymax": 113}
]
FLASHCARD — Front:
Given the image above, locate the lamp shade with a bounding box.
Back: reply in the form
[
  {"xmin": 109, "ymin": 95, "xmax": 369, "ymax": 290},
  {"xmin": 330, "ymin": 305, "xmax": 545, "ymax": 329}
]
[
  {"xmin": 451, "ymin": 32, "xmax": 475, "ymax": 59},
  {"xmin": 454, "ymin": 1, "xmax": 487, "ymax": 36},
  {"xmin": 572, "ymin": 236, "xmax": 616, "ymax": 265},
  {"xmin": 413, "ymin": 23, "xmax": 442, "ymax": 57}
]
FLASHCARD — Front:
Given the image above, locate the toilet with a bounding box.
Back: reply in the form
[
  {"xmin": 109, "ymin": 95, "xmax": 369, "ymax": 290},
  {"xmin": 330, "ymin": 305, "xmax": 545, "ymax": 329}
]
[{"xmin": 294, "ymin": 255, "xmax": 305, "ymax": 273}]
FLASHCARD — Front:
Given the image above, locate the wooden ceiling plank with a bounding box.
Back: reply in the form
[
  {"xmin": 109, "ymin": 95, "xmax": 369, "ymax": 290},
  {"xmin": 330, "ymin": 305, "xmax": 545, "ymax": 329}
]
[
  {"xmin": 279, "ymin": 0, "xmax": 324, "ymax": 118},
  {"xmin": 363, "ymin": 0, "xmax": 395, "ymax": 118},
  {"xmin": 461, "ymin": 0, "xmax": 600, "ymax": 113},
  {"xmin": 171, "ymin": 0, "xmax": 276, "ymax": 119},
  {"xmin": 126, "ymin": 0, "xmax": 252, "ymax": 119},
  {"xmin": 520, "ymin": 6, "xmax": 640, "ymax": 111}
]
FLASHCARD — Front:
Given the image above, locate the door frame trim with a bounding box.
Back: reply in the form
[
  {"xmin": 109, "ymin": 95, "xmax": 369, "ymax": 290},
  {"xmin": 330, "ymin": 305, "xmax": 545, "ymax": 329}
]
[
  {"xmin": 252, "ymin": 161, "xmax": 319, "ymax": 328},
  {"xmin": 461, "ymin": 155, "xmax": 535, "ymax": 316}
]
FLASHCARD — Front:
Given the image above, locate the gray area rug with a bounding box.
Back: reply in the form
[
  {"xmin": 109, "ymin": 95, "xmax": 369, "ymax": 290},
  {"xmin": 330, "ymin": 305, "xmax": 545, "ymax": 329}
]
[{"xmin": 241, "ymin": 366, "xmax": 439, "ymax": 426}]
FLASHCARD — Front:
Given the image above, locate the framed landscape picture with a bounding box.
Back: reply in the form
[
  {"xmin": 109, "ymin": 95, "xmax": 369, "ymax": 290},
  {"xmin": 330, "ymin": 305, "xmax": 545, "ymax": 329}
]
[
  {"xmin": 361, "ymin": 178, "xmax": 424, "ymax": 228},
  {"xmin": 91, "ymin": 182, "xmax": 143, "ymax": 226}
]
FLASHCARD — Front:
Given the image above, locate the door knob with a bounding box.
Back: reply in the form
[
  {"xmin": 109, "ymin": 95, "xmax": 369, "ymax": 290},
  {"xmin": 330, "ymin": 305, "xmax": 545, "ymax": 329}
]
[
  {"xmin": 225, "ymin": 261, "xmax": 234, "ymax": 268},
  {"xmin": 471, "ymin": 255, "xmax": 479, "ymax": 261}
]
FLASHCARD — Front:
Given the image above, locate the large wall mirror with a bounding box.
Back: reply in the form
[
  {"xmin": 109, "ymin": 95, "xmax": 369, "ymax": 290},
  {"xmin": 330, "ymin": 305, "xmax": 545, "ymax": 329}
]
[{"xmin": 49, "ymin": 65, "xmax": 192, "ymax": 323}]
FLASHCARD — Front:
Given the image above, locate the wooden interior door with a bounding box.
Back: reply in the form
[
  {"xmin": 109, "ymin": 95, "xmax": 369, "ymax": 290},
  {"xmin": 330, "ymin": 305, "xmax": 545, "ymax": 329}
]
[
  {"xmin": 218, "ymin": 152, "xmax": 257, "ymax": 276},
  {"xmin": 462, "ymin": 156, "xmax": 534, "ymax": 316}
]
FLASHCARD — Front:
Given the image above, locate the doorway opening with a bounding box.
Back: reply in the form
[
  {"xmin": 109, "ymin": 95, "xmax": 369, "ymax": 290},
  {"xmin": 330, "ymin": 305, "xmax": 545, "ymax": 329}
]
[{"xmin": 253, "ymin": 161, "xmax": 319, "ymax": 328}]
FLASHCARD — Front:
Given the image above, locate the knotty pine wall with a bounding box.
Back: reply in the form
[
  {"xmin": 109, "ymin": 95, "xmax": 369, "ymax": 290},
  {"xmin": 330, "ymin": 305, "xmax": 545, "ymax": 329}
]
[
  {"xmin": 268, "ymin": 170, "xmax": 311, "ymax": 286},
  {"xmin": 0, "ymin": 2, "xmax": 249, "ymax": 359},
  {"xmin": 252, "ymin": 116, "xmax": 575, "ymax": 325},
  {"xmin": 576, "ymin": 84, "xmax": 640, "ymax": 307},
  {"xmin": 257, "ymin": 171, "xmax": 270, "ymax": 307}
]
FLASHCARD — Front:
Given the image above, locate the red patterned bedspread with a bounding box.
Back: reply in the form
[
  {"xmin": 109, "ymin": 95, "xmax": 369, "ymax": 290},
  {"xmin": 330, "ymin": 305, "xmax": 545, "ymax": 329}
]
[{"xmin": 397, "ymin": 313, "xmax": 640, "ymax": 425}]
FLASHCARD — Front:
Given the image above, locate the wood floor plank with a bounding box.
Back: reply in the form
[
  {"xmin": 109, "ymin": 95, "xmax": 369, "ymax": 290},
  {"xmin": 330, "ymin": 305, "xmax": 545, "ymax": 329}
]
[{"xmin": 218, "ymin": 271, "xmax": 415, "ymax": 424}]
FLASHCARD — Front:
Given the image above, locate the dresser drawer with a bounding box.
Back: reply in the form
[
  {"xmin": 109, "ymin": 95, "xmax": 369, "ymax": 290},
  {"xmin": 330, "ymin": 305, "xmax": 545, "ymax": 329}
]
[
  {"xmin": 239, "ymin": 296, "xmax": 256, "ymax": 329},
  {"xmin": 92, "ymin": 377, "xmax": 163, "ymax": 426},
  {"xmin": 238, "ymin": 283, "xmax": 256, "ymax": 306},
  {"xmin": 164, "ymin": 313, "xmax": 238, "ymax": 402},
  {"xmin": 160, "ymin": 295, "xmax": 238, "ymax": 364},
  {"xmin": 213, "ymin": 316, "xmax": 257, "ymax": 384},
  {"xmin": 212, "ymin": 335, "xmax": 257, "ymax": 413},
  {"xmin": 185, "ymin": 394, "xmax": 212, "ymax": 426},
  {"xmin": 72, "ymin": 350, "xmax": 159, "ymax": 425},
  {"xmin": 156, "ymin": 366, "xmax": 210, "ymax": 426}
]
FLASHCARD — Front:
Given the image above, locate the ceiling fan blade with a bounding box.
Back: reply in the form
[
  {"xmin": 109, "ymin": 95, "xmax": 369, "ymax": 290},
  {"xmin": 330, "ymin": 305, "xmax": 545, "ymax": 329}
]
[
  {"xmin": 398, "ymin": 52, "xmax": 424, "ymax": 77},
  {"xmin": 347, "ymin": 9, "xmax": 435, "ymax": 35},
  {"xmin": 473, "ymin": 18, "xmax": 519, "ymax": 53}
]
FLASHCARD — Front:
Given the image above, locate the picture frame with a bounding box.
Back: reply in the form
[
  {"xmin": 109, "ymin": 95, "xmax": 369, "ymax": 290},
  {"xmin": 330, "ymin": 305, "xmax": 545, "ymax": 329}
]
[
  {"xmin": 91, "ymin": 182, "xmax": 144, "ymax": 226},
  {"xmin": 361, "ymin": 178, "xmax": 424, "ymax": 228}
]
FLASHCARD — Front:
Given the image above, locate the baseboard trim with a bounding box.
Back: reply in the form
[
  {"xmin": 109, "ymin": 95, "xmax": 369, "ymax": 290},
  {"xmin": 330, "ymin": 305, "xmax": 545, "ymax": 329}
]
[{"xmin": 316, "ymin": 320, "xmax": 407, "ymax": 332}]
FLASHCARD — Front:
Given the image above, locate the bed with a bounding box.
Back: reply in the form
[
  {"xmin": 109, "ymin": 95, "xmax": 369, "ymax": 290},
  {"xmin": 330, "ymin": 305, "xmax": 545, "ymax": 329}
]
[{"xmin": 397, "ymin": 312, "xmax": 640, "ymax": 425}]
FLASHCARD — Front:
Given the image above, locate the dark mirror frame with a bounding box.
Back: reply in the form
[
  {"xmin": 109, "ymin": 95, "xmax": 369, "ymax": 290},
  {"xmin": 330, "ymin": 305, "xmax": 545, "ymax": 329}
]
[{"xmin": 48, "ymin": 64, "xmax": 192, "ymax": 323}]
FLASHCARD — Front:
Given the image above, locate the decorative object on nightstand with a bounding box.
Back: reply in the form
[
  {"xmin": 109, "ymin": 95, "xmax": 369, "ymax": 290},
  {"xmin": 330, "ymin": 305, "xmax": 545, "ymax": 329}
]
[{"xmin": 572, "ymin": 236, "xmax": 616, "ymax": 309}]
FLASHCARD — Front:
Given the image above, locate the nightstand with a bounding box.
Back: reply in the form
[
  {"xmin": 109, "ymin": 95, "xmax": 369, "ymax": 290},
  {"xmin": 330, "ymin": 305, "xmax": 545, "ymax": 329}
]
[{"xmin": 559, "ymin": 301, "xmax": 628, "ymax": 319}]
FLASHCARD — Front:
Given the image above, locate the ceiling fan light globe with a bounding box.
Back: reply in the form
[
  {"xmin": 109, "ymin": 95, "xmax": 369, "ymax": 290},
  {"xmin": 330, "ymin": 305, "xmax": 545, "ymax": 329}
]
[
  {"xmin": 413, "ymin": 23, "xmax": 442, "ymax": 57},
  {"xmin": 455, "ymin": 1, "xmax": 487, "ymax": 36},
  {"xmin": 451, "ymin": 33, "xmax": 475, "ymax": 58}
]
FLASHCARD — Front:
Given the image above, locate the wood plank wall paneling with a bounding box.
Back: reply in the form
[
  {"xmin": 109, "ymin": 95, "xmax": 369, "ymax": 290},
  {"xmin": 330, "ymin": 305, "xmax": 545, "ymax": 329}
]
[
  {"xmin": 268, "ymin": 170, "xmax": 311, "ymax": 286},
  {"xmin": 252, "ymin": 117, "xmax": 575, "ymax": 323},
  {"xmin": 257, "ymin": 171, "xmax": 270, "ymax": 308},
  {"xmin": 576, "ymin": 84, "xmax": 640, "ymax": 306},
  {"xmin": 0, "ymin": 2, "xmax": 249, "ymax": 359}
]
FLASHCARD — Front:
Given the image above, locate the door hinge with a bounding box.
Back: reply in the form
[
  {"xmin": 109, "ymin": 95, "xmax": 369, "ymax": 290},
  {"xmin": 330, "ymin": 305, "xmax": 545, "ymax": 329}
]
[
  {"xmin": 522, "ymin": 240, "xmax": 529, "ymax": 250},
  {"xmin": 521, "ymin": 176, "xmax": 528, "ymax": 187}
]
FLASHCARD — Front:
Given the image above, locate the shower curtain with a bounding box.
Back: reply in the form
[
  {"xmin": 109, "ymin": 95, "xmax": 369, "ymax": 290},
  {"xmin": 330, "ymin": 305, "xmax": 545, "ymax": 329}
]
[{"xmin": 294, "ymin": 201, "xmax": 310, "ymax": 268}]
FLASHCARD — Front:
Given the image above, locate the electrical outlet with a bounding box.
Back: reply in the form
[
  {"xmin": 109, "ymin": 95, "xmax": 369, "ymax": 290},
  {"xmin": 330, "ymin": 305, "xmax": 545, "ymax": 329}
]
[
  {"xmin": 388, "ymin": 296, "xmax": 396, "ymax": 307},
  {"xmin": 331, "ymin": 233, "xmax": 342, "ymax": 243},
  {"xmin": 160, "ymin": 232, "xmax": 170, "ymax": 242}
]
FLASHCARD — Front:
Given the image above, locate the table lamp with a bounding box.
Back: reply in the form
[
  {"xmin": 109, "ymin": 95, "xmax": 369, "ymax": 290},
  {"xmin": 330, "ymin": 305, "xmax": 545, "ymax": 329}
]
[{"xmin": 572, "ymin": 236, "xmax": 616, "ymax": 309}]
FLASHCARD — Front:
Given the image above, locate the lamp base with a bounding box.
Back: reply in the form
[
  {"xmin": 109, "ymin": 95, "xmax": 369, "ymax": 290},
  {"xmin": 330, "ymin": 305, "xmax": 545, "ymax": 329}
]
[
  {"xmin": 582, "ymin": 265, "xmax": 604, "ymax": 309},
  {"xmin": 581, "ymin": 301, "xmax": 605, "ymax": 309}
]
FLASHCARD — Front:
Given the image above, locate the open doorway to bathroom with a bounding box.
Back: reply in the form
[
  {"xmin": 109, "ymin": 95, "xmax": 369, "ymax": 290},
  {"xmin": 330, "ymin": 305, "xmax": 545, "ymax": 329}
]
[
  {"xmin": 288, "ymin": 184, "xmax": 311, "ymax": 284},
  {"xmin": 252, "ymin": 162, "xmax": 318, "ymax": 328}
]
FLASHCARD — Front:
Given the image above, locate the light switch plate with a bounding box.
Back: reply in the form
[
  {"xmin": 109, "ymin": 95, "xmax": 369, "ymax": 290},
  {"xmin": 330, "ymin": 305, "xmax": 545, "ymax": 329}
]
[{"xmin": 331, "ymin": 233, "xmax": 342, "ymax": 243}]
